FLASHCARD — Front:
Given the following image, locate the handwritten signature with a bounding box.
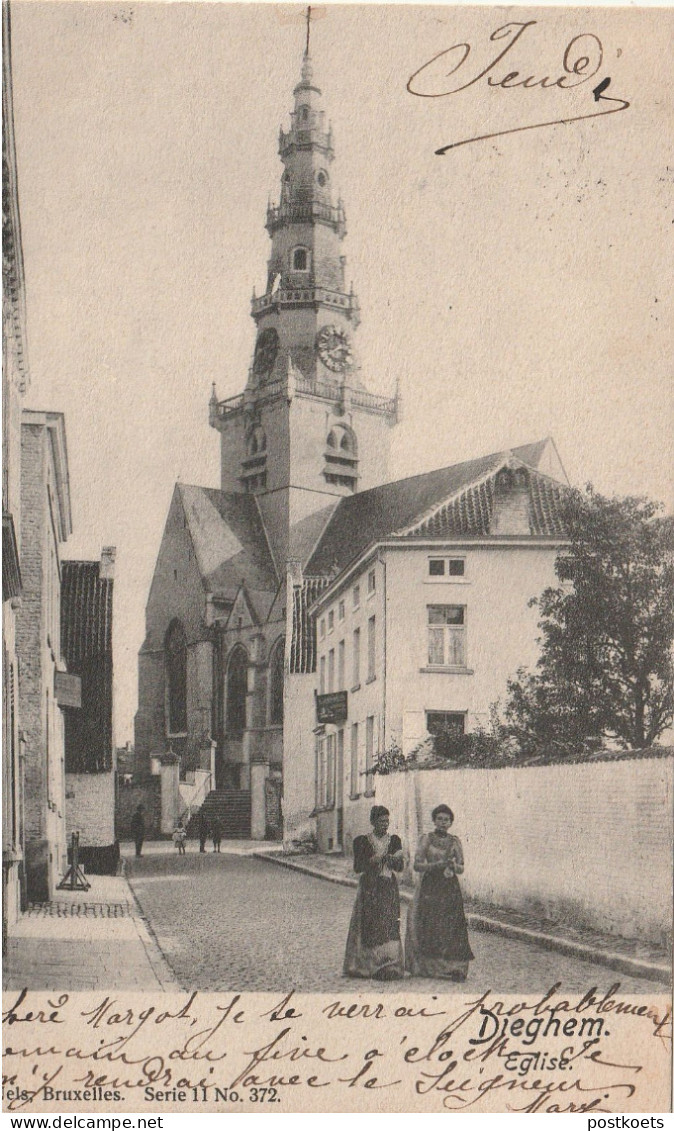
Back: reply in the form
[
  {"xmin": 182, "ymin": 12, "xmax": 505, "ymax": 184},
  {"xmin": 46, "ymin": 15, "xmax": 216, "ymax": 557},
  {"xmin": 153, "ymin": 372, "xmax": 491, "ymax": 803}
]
[{"xmin": 406, "ymin": 21, "xmax": 630, "ymax": 153}]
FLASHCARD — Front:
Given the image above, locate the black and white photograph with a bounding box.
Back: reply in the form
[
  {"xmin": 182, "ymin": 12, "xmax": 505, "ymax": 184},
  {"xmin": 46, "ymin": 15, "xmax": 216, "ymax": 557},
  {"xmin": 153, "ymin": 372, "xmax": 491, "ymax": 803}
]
[{"xmin": 2, "ymin": 0, "xmax": 672, "ymax": 1114}]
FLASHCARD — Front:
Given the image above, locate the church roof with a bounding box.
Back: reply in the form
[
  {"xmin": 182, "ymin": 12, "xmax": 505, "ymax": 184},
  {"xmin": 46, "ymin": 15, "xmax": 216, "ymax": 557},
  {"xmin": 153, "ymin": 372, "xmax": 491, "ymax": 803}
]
[
  {"xmin": 306, "ymin": 440, "xmax": 568, "ymax": 577},
  {"xmin": 178, "ymin": 484, "xmax": 278, "ymax": 599}
]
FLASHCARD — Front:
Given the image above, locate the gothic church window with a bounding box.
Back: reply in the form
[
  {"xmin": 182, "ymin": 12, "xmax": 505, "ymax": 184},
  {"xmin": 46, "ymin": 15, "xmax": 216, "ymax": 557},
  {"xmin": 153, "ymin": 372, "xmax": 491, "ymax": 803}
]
[
  {"xmin": 165, "ymin": 619, "xmax": 187, "ymax": 734},
  {"xmin": 226, "ymin": 646, "xmax": 248, "ymax": 736},
  {"xmin": 269, "ymin": 639, "xmax": 284, "ymax": 726}
]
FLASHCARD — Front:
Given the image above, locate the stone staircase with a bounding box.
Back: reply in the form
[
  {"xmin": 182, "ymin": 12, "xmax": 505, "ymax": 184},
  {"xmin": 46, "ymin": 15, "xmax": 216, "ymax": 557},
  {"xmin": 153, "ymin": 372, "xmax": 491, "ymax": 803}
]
[{"xmin": 187, "ymin": 789, "xmax": 251, "ymax": 839}]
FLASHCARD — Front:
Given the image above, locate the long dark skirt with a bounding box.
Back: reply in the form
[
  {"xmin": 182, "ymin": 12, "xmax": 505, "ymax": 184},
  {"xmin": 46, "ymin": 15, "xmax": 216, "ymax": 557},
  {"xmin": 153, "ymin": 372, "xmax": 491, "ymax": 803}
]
[
  {"xmin": 344, "ymin": 874, "xmax": 404, "ymax": 980},
  {"xmin": 405, "ymin": 870, "xmax": 474, "ymax": 979}
]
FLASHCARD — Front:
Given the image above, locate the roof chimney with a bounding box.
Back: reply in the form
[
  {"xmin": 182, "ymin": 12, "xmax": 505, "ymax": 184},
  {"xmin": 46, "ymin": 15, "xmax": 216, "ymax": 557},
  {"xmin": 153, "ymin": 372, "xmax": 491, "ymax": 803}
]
[
  {"xmin": 490, "ymin": 467, "xmax": 531, "ymax": 535},
  {"xmin": 100, "ymin": 546, "xmax": 116, "ymax": 579}
]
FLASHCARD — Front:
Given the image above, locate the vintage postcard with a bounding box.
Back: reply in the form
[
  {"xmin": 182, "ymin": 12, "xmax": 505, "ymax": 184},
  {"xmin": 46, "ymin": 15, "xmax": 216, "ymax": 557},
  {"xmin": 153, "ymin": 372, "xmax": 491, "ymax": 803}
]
[{"xmin": 2, "ymin": 0, "xmax": 673, "ymax": 1116}]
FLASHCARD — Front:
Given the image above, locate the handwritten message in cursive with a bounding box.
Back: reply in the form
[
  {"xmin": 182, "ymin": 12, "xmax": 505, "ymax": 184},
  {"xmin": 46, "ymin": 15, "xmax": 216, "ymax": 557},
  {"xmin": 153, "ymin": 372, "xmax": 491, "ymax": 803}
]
[
  {"xmin": 406, "ymin": 20, "xmax": 630, "ymax": 153},
  {"xmin": 3, "ymin": 985, "xmax": 671, "ymax": 1114}
]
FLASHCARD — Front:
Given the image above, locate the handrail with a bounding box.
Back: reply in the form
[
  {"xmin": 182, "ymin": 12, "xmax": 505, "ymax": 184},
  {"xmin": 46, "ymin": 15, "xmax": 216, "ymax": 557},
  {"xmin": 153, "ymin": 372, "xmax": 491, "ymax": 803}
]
[{"xmin": 179, "ymin": 770, "xmax": 213, "ymax": 827}]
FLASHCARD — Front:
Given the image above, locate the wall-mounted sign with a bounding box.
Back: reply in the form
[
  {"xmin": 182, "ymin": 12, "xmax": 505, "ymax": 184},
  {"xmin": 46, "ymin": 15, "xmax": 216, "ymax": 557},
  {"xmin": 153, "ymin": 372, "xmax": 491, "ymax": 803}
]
[
  {"xmin": 55, "ymin": 671, "xmax": 82, "ymax": 709},
  {"xmin": 316, "ymin": 690, "xmax": 348, "ymax": 724}
]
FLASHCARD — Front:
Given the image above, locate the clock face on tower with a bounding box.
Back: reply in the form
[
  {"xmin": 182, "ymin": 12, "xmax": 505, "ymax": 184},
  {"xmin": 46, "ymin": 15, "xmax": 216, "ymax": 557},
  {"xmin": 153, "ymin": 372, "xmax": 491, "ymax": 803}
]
[
  {"xmin": 253, "ymin": 328, "xmax": 279, "ymax": 379},
  {"xmin": 316, "ymin": 325, "xmax": 353, "ymax": 373}
]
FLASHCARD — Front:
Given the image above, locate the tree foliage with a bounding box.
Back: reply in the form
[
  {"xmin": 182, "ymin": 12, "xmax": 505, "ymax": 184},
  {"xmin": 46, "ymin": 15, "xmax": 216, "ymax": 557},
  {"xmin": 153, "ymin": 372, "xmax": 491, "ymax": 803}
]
[{"xmin": 501, "ymin": 486, "xmax": 674, "ymax": 753}]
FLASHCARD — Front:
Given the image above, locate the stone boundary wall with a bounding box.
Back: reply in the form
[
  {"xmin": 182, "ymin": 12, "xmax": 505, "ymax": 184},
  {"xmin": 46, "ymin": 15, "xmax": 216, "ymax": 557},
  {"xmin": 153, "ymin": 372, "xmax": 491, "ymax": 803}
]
[
  {"xmin": 115, "ymin": 777, "xmax": 161, "ymax": 839},
  {"xmin": 374, "ymin": 754, "xmax": 673, "ymax": 946}
]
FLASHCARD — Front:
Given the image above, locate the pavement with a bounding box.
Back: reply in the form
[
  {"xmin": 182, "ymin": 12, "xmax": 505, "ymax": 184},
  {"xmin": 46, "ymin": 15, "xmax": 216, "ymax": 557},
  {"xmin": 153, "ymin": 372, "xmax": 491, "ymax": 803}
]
[
  {"xmin": 1, "ymin": 839, "xmax": 278, "ymax": 993},
  {"xmin": 260, "ymin": 850, "xmax": 672, "ymax": 986},
  {"xmin": 4, "ymin": 841, "xmax": 670, "ymax": 994},
  {"xmin": 3, "ymin": 872, "xmax": 179, "ymax": 992},
  {"xmin": 125, "ymin": 847, "xmax": 670, "ymax": 995}
]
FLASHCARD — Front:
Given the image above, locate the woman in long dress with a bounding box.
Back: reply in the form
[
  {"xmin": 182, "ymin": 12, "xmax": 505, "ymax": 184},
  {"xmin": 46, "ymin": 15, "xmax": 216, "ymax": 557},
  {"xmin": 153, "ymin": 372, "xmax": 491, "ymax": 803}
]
[
  {"xmin": 343, "ymin": 805, "xmax": 405, "ymax": 980},
  {"xmin": 405, "ymin": 804, "xmax": 474, "ymax": 980}
]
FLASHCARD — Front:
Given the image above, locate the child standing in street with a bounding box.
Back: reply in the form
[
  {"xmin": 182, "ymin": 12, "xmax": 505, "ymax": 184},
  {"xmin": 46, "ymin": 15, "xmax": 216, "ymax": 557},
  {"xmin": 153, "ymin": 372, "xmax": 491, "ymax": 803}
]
[{"xmin": 172, "ymin": 820, "xmax": 187, "ymax": 854}]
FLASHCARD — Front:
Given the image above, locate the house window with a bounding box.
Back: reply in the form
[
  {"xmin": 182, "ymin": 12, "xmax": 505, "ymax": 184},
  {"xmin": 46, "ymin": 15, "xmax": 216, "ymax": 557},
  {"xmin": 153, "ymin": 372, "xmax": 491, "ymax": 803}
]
[
  {"xmin": 353, "ymin": 585, "xmax": 360, "ymax": 609},
  {"xmin": 427, "ymin": 605, "xmax": 466, "ymax": 667},
  {"xmin": 428, "ymin": 557, "xmax": 465, "ymax": 577},
  {"xmin": 328, "ymin": 610, "xmax": 334, "ymax": 633},
  {"xmin": 269, "ymin": 639, "xmax": 284, "ymax": 725},
  {"xmin": 352, "ymin": 627, "xmax": 361, "ymax": 687},
  {"xmin": 316, "ymin": 734, "xmax": 335, "ymax": 810},
  {"xmin": 365, "ymin": 715, "xmax": 375, "ymax": 793},
  {"xmin": 328, "ymin": 648, "xmax": 335, "ymax": 693},
  {"xmin": 338, "ymin": 600, "xmax": 345, "ymax": 621},
  {"xmin": 426, "ymin": 711, "xmax": 466, "ymax": 758},
  {"xmin": 426, "ymin": 711, "xmax": 466, "ymax": 737},
  {"xmin": 338, "ymin": 639, "xmax": 345, "ymax": 691},
  {"xmin": 350, "ymin": 722, "xmax": 359, "ymax": 797},
  {"xmin": 319, "ymin": 618, "xmax": 325, "ymax": 640},
  {"xmin": 367, "ymin": 615, "xmax": 376, "ymax": 682},
  {"xmin": 327, "ymin": 733, "xmax": 336, "ymax": 808},
  {"xmin": 316, "ymin": 736, "xmax": 326, "ymax": 808},
  {"xmin": 226, "ymin": 646, "xmax": 248, "ymax": 736},
  {"xmin": 367, "ymin": 569, "xmax": 376, "ymax": 594},
  {"xmin": 320, "ymin": 655, "xmax": 326, "ymax": 695},
  {"xmin": 165, "ymin": 619, "xmax": 187, "ymax": 734},
  {"xmin": 292, "ymin": 246, "xmax": 309, "ymax": 271}
]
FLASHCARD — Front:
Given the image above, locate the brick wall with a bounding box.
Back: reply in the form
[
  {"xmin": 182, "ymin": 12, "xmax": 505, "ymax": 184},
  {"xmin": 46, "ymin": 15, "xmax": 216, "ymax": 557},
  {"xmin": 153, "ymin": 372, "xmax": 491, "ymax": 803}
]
[{"xmin": 66, "ymin": 772, "xmax": 115, "ymax": 846}]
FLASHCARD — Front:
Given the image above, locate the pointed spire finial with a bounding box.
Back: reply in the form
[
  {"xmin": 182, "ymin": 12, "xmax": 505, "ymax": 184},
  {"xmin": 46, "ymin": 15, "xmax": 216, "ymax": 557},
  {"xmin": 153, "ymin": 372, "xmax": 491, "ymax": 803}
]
[{"xmin": 300, "ymin": 6, "xmax": 314, "ymax": 83}]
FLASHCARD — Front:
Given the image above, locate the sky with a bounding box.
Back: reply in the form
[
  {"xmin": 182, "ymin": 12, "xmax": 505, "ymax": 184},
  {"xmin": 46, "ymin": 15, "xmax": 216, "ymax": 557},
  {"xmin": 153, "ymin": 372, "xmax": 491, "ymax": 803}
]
[{"xmin": 10, "ymin": 2, "xmax": 673, "ymax": 743}]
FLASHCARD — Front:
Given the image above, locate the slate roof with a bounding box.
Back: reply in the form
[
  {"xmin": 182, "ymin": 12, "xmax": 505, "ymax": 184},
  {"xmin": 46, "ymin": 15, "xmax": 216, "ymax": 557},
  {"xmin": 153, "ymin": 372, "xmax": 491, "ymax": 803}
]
[
  {"xmin": 61, "ymin": 560, "xmax": 113, "ymax": 774},
  {"xmin": 306, "ymin": 441, "xmax": 569, "ymax": 577},
  {"xmin": 179, "ymin": 484, "xmax": 279, "ymax": 600},
  {"xmin": 61, "ymin": 560, "xmax": 113, "ymax": 661}
]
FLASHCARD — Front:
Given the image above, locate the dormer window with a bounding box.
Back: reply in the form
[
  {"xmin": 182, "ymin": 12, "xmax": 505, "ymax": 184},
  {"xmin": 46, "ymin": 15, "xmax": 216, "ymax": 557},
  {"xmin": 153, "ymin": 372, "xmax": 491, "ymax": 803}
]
[{"xmin": 292, "ymin": 247, "xmax": 310, "ymax": 272}]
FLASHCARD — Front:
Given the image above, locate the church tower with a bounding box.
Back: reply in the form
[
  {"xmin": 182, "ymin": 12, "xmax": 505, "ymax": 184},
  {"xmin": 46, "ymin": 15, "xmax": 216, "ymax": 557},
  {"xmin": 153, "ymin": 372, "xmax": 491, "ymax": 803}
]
[{"xmin": 209, "ymin": 40, "xmax": 399, "ymax": 567}]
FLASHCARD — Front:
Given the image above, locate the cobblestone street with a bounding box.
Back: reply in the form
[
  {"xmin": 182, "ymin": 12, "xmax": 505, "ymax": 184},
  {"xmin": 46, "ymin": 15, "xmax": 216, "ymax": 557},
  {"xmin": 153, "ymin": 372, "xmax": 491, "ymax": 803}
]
[{"xmin": 126, "ymin": 849, "xmax": 666, "ymax": 995}]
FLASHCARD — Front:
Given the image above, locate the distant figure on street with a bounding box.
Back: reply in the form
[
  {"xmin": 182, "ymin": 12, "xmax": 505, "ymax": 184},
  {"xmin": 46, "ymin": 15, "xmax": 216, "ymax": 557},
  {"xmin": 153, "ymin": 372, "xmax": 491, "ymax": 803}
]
[
  {"xmin": 130, "ymin": 805, "xmax": 145, "ymax": 857},
  {"xmin": 173, "ymin": 820, "xmax": 187, "ymax": 855},
  {"xmin": 211, "ymin": 817, "xmax": 223, "ymax": 853},
  {"xmin": 198, "ymin": 809, "xmax": 209, "ymax": 853}
]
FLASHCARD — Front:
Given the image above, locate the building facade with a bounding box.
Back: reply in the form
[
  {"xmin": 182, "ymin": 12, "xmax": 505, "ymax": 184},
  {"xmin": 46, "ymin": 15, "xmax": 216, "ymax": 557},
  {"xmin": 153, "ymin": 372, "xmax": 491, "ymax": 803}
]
[
  {"xmin": 2, "ymin": 0, "xmax": 30, "ymax": 931},
  {"xmin": 17, "ymin": 410, "xmax": 72, "ymax": 901},
  {"xmin": 62, "ymin": 551, "xmax": 117, "ymax": 873},
  {"xmin": 308, "ymin": 453, "xmax": 570, "ymax": 853}
]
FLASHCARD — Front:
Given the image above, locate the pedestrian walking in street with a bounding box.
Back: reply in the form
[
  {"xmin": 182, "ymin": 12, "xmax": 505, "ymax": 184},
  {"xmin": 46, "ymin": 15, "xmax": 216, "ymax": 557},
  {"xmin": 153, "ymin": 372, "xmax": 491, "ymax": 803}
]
[
  {"xmin": 343, "ymin": 805, "xmax": 405, "ymax": 980},
  {"xmin": 172, "ymin": 820, "xmax": 187, "ymax": 855},
  {"xmin": 211, "ymin": 817, "xmax": 223, "ymax": 853},
  {"xmin": 130, "ymin": 805, "xmax": 145, "ymax": 857},
  {"xmin": 198, "ymin": 809, "xmax": 209, "ymax": 853},
  {"xmin": 405, "ymin": 804, "xmax": 474, "ymax": 981}
]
